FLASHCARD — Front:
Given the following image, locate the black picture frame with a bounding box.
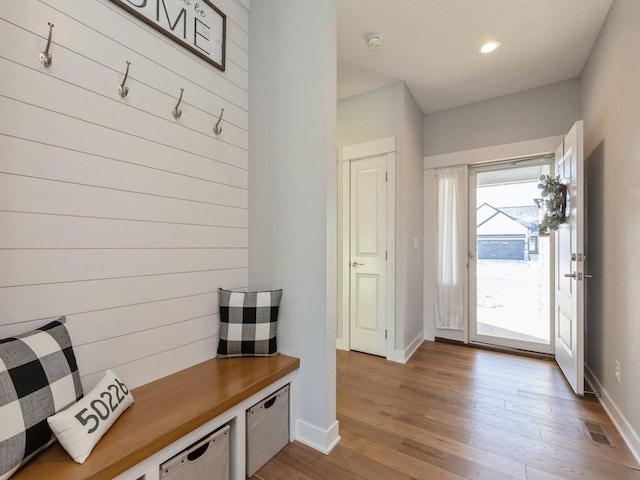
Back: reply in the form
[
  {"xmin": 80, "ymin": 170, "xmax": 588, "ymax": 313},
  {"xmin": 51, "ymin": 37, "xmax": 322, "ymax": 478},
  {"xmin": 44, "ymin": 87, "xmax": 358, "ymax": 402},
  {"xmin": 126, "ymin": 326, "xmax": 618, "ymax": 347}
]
[{"xmin": 108, "ymin": 0, "xmax": 226, "ymax": 71}]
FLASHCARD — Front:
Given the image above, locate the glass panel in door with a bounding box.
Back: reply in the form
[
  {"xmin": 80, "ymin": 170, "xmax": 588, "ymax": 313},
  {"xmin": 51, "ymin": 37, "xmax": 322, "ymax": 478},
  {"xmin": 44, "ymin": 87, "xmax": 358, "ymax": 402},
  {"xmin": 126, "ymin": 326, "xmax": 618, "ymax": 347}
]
[{"xmin": 469, "ymin": 161, "xmax": 552, "ymax": 354}]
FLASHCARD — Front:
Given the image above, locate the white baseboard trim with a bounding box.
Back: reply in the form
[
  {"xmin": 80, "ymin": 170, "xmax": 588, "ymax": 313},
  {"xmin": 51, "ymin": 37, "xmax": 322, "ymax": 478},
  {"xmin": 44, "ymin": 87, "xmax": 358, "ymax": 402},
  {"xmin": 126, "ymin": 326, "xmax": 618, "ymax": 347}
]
[
  {"xmin": 336, "ymin": 338, "xmax": 348, "ymax": 351},
  {"xmin": 434, "ymin": 328, "xmax": 466, "ymax": 343},
  {"xmin": 295, "ymin": 419, "xmax": 340, "ymax": 455},
  {"xmin": 394, "ymin": 333, "xmax": 424, "ymax": 364},
  {"xmin": 585, "ymin": 365, "xmax": 640, "ymax": 465}
]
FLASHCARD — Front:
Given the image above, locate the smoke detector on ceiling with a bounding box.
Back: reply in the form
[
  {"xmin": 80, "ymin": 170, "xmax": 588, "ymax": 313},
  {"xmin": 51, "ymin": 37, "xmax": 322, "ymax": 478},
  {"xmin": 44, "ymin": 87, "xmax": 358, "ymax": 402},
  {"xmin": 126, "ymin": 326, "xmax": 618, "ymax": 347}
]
[{"xmin": 366, "ymin": 34, "xmax": 383, "ymax": 50}]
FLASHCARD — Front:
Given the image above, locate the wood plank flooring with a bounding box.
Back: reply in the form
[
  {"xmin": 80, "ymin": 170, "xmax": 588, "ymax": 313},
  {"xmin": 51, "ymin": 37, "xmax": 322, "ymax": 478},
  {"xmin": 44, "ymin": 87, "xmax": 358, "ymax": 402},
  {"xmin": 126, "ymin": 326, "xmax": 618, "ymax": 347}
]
[{"xmin": 251, "ymin": 341, "xmax": 640, "ymax": 480}]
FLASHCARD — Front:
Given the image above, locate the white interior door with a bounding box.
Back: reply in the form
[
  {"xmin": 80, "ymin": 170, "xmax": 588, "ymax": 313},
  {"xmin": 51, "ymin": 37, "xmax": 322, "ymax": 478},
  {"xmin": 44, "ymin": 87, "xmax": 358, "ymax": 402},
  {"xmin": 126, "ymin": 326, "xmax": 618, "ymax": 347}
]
[
  {"xmin": 349, "ymin": 155, "xmax": 387, "ymax": 356},
  {"xmin": 555, "ymin": 121, "xmax": 585, "ymax": 395}
]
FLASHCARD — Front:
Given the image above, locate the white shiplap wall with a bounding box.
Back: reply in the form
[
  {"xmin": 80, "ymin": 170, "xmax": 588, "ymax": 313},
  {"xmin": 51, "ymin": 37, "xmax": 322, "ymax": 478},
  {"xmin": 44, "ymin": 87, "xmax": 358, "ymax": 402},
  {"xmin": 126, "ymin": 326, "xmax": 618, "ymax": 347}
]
[{"xmin": 0, "ymin": 0, "xmax": 248, "ymax": 391}]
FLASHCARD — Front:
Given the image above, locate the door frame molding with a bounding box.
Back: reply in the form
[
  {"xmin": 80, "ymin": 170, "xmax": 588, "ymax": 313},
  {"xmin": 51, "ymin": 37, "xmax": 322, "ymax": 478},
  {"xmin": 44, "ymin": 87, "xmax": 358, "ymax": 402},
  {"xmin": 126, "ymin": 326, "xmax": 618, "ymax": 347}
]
[{"xmin": 338, "ymin": 136, "xmax": 396, "ymax": 362}]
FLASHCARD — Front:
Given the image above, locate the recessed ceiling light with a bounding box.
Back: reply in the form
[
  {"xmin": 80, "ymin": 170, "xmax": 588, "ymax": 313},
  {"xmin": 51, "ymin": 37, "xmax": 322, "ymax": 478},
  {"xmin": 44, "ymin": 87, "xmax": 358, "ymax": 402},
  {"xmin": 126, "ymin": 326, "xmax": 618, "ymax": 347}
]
[{"xmin": 480, "ymin": 40, "xmax": 501, "ymax": 54}]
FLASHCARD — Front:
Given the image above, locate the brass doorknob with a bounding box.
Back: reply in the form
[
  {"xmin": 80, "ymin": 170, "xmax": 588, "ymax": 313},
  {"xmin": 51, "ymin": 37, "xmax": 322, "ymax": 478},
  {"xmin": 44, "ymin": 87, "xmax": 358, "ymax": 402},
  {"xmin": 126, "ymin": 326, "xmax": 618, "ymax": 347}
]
[{"xmin": 352, "ymin": 262, "xmax": 365, "ymax": 267}]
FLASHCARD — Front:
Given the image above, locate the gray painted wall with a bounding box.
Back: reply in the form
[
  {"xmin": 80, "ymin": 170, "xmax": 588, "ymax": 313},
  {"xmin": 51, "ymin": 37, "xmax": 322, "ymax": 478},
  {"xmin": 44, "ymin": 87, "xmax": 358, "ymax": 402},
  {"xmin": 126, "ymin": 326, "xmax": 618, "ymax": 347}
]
[
  {"xmin": 401, "ymin": 84, "xmax": 425, "ymax": 349},
  {"xmin": 337, "ymin": 82, "xmax": 403, "ymax": 149},
  {"xmin": 424, "ymin": 79, "xmax": 581, "ymax": 157},
  {"xmin": 249, "ymin": 0, "xmax": 338, "ymax": 447},
  {"xmin": 581, "ymin": 0, "xmax": 640, "ymax": 449},
  {"xmin": 337, "ymin": 82, "xmax": 424, "ymax": 357}
]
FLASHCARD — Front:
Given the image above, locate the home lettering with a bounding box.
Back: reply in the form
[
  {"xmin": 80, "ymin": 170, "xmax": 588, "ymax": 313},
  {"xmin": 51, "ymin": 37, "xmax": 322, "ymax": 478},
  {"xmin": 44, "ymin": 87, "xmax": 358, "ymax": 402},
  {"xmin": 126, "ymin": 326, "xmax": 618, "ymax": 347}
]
[
  {"xmin": 158, "ymin": 0, "xmax": 188, "ymax": 39},
  {"xmin": 115, "ymin": 0, "xmax": 224, "ymax": 69},
  {"xmin": 194, "ymin": 17, "xmax": 210, "ymax": 54}
]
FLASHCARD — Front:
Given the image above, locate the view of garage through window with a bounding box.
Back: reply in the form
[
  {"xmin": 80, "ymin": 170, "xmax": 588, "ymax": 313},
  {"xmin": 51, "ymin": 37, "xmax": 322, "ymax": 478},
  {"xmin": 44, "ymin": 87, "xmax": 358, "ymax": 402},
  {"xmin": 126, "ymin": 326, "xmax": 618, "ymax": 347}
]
[{"xmin": 470, "ymin": 161, "xmax": 552, "ymax": 353}]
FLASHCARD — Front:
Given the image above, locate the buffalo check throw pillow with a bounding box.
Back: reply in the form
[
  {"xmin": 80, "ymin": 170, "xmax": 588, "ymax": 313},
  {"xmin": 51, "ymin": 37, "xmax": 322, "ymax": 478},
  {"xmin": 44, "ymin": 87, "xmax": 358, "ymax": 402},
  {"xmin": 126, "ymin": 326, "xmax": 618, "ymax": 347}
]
[
  {"xmin": 217, "ymin": 289, "xmax": 282, "ymax": 357},
  {"xmin": 0, "ymin": 318, "xmax": 83, "ymax": 480}
]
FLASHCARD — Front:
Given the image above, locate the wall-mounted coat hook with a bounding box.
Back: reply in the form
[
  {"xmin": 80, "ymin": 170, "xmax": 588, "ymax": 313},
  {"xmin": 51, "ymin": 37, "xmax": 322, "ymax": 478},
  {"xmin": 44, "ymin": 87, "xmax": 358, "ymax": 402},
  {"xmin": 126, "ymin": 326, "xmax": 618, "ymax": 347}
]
[
  {"xmin": 213, "ymin": 108, "xmax": 224, "ymax": 135},
  {"xmin": 172, "ymin": 88, "xmax": 184, "ymax": 119},
  {"xmin": 39, "ymin": 22, "xmax": 54, "ymax": 68},
  {"xmin": 118, "ymin": 61, "xmax": 131, "ymax": 98}
]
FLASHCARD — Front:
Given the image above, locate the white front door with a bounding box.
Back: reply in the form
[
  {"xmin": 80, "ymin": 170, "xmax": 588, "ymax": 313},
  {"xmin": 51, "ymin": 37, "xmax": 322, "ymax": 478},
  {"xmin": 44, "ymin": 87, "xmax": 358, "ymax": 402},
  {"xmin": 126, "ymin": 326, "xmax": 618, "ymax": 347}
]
[
  {"xmin": 555, "ymin": 121, "xmax": 585, "ymax": 395},
  {"xmin": 349, "ymin": 155, "xmax": 387, "ymax": 356}
]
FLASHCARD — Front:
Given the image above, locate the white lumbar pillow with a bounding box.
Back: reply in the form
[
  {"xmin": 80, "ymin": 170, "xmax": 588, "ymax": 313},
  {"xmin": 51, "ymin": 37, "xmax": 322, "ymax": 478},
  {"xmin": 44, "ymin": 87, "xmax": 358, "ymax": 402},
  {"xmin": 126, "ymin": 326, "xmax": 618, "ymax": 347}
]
[{"xmin": 48, "ymin": 369, "xmax": 134, "ymax": 464}]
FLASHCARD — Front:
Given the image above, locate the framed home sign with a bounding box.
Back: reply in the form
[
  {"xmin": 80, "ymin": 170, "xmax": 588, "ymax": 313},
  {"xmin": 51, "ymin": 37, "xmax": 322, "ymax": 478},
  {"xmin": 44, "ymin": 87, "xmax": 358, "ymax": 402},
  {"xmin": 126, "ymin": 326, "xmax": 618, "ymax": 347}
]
[{"xmin": 109, "ymin": 0, "xmax": 226, "ymax": 71}]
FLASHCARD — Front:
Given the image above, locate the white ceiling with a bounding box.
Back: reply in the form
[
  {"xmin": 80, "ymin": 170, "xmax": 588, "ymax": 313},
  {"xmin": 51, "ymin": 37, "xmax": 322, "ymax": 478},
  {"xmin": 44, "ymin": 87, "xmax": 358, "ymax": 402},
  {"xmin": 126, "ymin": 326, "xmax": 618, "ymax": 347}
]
[{"xmin": 337, "ymin": 0, "xmax": 613, "ymax": 114}]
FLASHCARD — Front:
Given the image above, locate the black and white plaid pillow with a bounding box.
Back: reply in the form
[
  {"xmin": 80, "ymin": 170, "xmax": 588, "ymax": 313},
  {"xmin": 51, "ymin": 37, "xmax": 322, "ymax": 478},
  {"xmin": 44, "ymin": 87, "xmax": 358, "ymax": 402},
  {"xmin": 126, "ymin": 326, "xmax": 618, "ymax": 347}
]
[
  {"xmin": 0, "ymin": 318, "xmax": 83, "ymax": 479},
  {"xmin": 217, "ymin": 289, "xmax": 282, "ymax": 358}
]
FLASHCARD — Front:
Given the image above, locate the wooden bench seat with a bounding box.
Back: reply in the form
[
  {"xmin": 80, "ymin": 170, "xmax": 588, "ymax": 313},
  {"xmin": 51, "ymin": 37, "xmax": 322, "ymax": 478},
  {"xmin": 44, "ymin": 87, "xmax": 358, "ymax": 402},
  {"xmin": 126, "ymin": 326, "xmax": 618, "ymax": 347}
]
[{"xmin": 12, "ymin": 355, "xmax": 300, "ymax": 480}]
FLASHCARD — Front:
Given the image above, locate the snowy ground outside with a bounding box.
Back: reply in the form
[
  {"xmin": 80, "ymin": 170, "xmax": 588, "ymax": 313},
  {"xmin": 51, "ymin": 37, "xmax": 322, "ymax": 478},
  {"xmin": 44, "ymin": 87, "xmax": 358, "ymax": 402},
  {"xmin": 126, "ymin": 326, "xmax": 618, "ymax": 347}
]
[{"xmin": 476, "ymin": 259, "xmax": 550, "ymax": 344}]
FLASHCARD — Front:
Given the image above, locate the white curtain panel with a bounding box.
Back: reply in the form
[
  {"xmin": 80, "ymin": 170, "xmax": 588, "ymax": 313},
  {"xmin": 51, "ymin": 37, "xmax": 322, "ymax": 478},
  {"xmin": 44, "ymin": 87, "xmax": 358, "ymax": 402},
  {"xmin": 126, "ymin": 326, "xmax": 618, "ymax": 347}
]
[{"xmin": 435, "ymin": 166, "xmax": 467, "ymax": 330}]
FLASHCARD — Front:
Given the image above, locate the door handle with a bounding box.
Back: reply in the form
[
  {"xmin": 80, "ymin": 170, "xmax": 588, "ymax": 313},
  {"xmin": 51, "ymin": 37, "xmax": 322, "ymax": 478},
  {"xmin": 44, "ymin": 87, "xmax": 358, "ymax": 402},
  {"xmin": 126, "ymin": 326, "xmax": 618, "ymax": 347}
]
[
  {"xmin": 565, "ymin": 272, "xmax": 593, "ymax": 280},
  {"xmin": 352, "ymin": 262, "xmax": 365, "ymax": 267}
]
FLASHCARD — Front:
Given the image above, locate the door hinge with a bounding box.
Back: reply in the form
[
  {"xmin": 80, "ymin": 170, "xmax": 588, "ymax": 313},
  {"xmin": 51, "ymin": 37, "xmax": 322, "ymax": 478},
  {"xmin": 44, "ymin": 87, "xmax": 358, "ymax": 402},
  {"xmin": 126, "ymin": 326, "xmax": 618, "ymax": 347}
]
[
  {"xmin": 385, "ymin": 329, "xmax": 387, "ymax": 340},
  {"xmin": 385, "ymin": 251, "xmax": 388, "ymax": 260},
  {"xmin": 385, "ymin": 172, "xmax": 388, "ymax": 182}
]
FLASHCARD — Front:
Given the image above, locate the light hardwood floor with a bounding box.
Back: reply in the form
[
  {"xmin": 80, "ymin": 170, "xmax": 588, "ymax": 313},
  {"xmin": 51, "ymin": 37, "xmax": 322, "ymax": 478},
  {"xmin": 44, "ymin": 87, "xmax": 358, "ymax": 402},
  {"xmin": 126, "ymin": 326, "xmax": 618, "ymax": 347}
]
[{"xmin": 252, "ymin": 341, "xmax": 640, "ymax": 480}]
